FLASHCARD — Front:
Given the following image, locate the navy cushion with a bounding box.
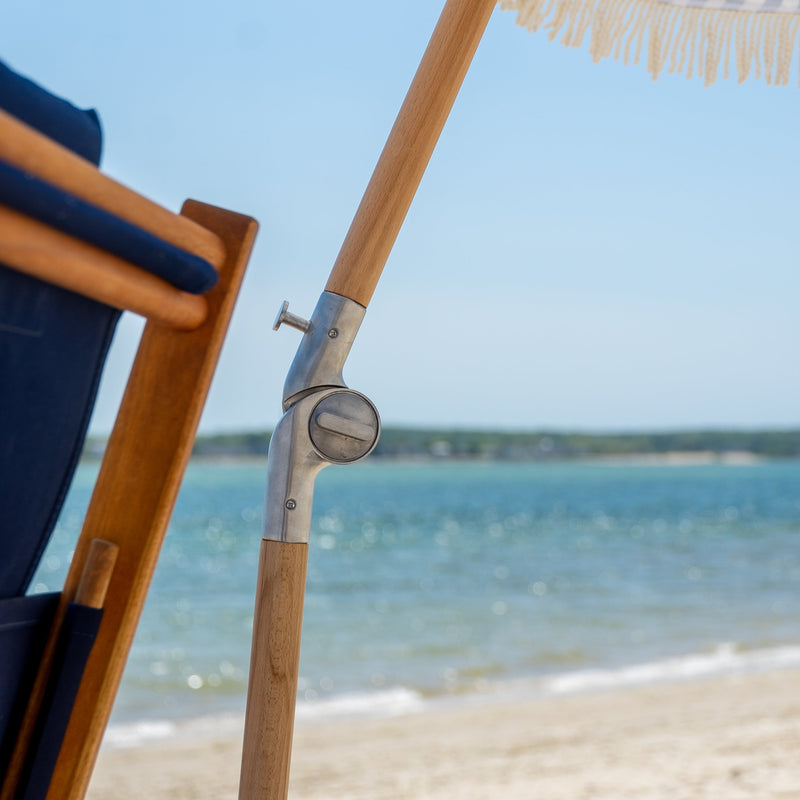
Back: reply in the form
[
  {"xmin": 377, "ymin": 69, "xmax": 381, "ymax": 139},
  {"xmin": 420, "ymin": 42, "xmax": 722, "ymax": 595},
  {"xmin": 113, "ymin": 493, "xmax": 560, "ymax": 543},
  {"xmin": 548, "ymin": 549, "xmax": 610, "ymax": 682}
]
[{"xmin": 0, "ymin": 60, "xmax": 101, "ymax": 164}]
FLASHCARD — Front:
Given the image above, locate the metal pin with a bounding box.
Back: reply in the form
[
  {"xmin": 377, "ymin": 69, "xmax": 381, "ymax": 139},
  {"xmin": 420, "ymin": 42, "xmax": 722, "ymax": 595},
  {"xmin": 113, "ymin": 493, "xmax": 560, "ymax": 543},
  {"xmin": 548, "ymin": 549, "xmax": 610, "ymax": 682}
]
[{"xmin": 273, "ymin": 301, "xmax": 311, "ymax": 333}]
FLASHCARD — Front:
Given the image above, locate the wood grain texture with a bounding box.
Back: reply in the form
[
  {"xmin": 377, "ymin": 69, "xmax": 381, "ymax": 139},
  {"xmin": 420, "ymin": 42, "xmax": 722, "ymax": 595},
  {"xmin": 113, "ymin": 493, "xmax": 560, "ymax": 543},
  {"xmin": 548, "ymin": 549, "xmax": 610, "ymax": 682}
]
[
  {"xmin": 74, "ymin": 540, "xmax": 120, "ymax": 611},
  {"xmin": 37, "ymin": 202, "xmax": 257, "ymax": 800},
  {"xmin": 0, "ymin": 109, "xmax": 226, "ymax": 269},
  {"xmin": 0, "ymin": 206, "xmax": 208, "ymax": 330},
  {"xmin": 239, "ymin": 540, "xmax": 309, "ymax": 800},
  {"xmin": 325, "ymin": 0, "xmax": 495, "ymax": 307}
]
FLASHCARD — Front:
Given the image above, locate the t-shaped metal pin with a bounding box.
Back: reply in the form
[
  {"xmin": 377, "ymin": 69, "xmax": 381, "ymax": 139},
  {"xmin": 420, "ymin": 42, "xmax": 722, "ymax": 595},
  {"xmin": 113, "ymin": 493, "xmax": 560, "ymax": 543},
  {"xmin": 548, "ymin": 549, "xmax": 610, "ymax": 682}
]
[{"xmin": 273, "ymin": 300, "xmax": 311, "ymax": 333}]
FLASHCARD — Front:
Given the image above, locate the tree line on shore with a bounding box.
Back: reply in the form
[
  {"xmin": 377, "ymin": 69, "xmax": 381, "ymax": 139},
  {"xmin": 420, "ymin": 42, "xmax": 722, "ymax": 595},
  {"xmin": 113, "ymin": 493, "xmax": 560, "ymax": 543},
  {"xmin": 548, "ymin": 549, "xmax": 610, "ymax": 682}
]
[
  {"xmin": 186, "ymin": 427, "xmax": 800, "ymax": 460},
  {"xmin": 82, "ymin": 427, "xmax": 800, "ymax": 462}
]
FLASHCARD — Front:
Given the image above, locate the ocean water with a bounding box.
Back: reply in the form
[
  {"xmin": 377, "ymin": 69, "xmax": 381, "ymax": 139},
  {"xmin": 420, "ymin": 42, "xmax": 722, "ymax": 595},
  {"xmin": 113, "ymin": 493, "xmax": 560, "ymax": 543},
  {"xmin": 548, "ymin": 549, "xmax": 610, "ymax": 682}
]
[{"xmin": 35, "ymin": 457, "xmax": 800, "ymax": 743}]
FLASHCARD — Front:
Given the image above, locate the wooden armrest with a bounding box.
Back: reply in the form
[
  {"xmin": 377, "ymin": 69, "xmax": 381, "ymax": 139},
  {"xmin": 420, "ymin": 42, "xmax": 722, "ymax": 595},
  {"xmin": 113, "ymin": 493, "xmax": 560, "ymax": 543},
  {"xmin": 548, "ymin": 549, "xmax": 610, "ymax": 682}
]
[
  {"xmin": 0, "ymin": 205, "xmax": 208, "ymax": 330},
  {"xmin": 0, "ymin": 108, "xmax": 226, "ymax": 269}
]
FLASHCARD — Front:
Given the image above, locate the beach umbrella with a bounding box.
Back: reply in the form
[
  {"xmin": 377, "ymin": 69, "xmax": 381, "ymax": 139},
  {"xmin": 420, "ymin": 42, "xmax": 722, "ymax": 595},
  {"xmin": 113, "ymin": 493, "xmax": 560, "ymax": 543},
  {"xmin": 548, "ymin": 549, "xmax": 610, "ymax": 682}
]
[{"xmin": 239, "ymin": 0, "xmax": 800, "ymax": 797}]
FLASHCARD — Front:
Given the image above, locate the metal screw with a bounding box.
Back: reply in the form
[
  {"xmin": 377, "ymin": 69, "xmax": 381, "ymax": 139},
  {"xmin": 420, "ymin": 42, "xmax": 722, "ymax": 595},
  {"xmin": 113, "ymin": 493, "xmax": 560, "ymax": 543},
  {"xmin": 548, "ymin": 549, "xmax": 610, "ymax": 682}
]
[
  {"xmin": 327, "ymin": 328, "xmax": 339, "ymax": 339},
  {"xmin": 285, "ymin": 499, "xmax": 297, "ymax": 510}
]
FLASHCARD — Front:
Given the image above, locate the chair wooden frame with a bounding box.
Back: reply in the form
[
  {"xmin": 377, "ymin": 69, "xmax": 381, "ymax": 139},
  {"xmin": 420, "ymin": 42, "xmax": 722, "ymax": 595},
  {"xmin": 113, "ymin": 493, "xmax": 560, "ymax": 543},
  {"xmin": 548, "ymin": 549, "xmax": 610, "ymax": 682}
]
[{"xmin": 0, "ymin": 112, "xmax": 258, "ymax": 800}]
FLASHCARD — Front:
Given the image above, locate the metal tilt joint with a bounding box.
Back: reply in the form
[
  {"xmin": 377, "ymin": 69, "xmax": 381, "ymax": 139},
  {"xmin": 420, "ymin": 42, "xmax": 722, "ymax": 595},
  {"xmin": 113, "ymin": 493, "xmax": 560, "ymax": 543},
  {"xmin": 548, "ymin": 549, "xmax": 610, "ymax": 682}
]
[{"xmin": 264, "ymin": 291, "xmax": 380, "ymax": 544}]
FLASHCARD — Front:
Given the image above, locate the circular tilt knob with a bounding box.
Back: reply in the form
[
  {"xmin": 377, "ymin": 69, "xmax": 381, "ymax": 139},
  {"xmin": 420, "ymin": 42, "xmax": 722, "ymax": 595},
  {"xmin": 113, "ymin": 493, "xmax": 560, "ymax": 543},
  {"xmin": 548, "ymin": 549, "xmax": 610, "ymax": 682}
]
[{"xmin": 308, "ymin": 390, "xmax": 380, "ymax": 464}]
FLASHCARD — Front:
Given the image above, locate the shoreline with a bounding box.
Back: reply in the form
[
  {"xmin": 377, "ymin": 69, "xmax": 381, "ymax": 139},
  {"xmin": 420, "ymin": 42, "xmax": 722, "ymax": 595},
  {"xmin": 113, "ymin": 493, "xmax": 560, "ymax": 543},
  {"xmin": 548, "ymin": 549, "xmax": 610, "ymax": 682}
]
[
  {"xmin": 88, "ymin": 664, "xmax": 800, "ymax": 799},
  {"xmin": 83, "ymin": 449, "xmax": 777, "ymax": 468},
  {"xmin": 101, "ymin": 639, "xmax": 800, "ymax": 747}
]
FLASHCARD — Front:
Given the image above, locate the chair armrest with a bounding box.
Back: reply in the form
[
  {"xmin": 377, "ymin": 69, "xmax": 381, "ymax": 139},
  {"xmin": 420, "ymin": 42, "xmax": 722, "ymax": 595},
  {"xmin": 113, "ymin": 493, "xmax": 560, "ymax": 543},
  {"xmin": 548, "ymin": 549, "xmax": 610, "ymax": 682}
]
[{"xmin": 0, "ymin": 108, "xmax": 226, "ymax": 270}]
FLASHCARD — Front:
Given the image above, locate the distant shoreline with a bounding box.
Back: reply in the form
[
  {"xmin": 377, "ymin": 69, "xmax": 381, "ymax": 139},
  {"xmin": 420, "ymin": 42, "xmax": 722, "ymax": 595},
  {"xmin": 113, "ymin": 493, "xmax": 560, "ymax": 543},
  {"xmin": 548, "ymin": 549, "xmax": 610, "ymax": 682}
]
[
  {"xmin": 183, "ymin": 450, "xmax": 770, "ymax": 468},
  {"xmin": 82, "ymin": 427, "xmax": 800, "ymax": 463}
]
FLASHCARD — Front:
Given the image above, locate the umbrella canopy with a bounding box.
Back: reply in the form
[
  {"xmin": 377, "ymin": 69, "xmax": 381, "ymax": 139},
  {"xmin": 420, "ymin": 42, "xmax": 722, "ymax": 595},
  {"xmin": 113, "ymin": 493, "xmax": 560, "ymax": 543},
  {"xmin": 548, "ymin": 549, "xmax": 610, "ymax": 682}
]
[{"xmin": 501, "ymin": 0, "xmax": 800, "ymax": 85}]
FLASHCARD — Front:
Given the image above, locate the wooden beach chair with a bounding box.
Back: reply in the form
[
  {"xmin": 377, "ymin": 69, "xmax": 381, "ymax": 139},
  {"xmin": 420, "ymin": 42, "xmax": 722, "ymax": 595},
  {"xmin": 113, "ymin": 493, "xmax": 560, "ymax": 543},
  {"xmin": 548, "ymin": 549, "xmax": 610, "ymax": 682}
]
[{"xmin": 0, "ymin": 61, "xmax": 257, "ymax": 799}]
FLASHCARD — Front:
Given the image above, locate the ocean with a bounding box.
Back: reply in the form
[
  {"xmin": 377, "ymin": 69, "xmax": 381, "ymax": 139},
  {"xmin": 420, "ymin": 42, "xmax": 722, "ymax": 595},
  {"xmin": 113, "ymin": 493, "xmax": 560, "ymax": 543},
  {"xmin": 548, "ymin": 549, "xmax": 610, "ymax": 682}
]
[{"xmin": 35, "ymin": 457, "xmax": 800, "ymax": 746}]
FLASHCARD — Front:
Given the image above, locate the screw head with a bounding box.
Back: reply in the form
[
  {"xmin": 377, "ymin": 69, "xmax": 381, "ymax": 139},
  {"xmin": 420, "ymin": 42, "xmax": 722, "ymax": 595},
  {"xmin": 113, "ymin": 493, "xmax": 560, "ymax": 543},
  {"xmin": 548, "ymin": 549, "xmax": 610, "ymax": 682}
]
[
  {"xmin": 308, "ymin": 390, "xmax": 380, "ymax": 464},
  {"xmin": 327, "ymin": 328, "xmax": 339, "ymax": 339},
  {"xmin": 285, "ymin": 499, "xmax": 297, "ymax": 510}
]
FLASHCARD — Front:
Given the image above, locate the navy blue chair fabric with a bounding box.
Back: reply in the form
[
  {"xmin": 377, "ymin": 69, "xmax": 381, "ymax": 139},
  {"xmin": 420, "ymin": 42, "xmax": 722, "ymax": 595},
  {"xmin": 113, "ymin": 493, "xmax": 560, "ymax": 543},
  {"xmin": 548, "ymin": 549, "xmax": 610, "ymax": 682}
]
[
  {"xmin": 0, "ymin": 594, "xmax": 59, "ymax": 777},
  {"xmin": 0, "ymin": 61, "xmax": 115, "ymax": 792},
  {"xmin": 0, "ymin": 60, "xmax": 218, "ymax": 598},
  {"xmin": 0, "ymin": 270, "xmax": 119, "ymax": 598},
  {"xmin": 0, "ymin": 59, "xmax": 218, "ymax": 795},
  {"xmin": 0, "ymin": 595, "xmax": 103, "ymax": 798},
  {"xmin": 0, "ymin": 60, "xmax": 101, "ymax": 164},
  {"xmin": 0, "ymin": 61, "xmax": 112, "ymax": 600},
  {"xmin": 18, "ymin": 602, "xmax": 104, "ymax": 800}
]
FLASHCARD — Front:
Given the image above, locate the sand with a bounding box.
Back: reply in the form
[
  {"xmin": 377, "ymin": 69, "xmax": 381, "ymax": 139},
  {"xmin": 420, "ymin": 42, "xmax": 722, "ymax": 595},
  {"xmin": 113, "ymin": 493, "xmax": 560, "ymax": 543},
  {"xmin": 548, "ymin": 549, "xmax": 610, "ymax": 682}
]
[{"xmin": 87, "ymin": 668, "xmax": 800, "ymax": 800}]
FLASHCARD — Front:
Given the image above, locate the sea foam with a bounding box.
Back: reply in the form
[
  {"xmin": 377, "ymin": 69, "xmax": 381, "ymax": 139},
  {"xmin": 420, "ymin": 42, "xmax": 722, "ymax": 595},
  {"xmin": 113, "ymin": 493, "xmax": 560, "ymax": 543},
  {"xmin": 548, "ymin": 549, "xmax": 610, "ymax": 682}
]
[
  {"xmin": 101, "ymin": 688, "xmax": 424, "ymax": 750},
  {"xmin": 542, "ymin": 643, "xmax": 800, "ymax": 695},
  {"xmin": 295, "ymin": 686, "xmax": 425, "ymax": 722},
  {"xmin": 101, "ymin": 643, "xmax": 800, "ymax": 749}
]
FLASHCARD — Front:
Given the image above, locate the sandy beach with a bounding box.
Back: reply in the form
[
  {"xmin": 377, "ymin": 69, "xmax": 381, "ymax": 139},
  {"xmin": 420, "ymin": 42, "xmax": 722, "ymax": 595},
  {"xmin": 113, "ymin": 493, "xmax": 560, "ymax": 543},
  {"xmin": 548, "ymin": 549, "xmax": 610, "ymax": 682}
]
[{"xmin": 87, "ymin": 667, "xmax": 800, "ymax": 800}]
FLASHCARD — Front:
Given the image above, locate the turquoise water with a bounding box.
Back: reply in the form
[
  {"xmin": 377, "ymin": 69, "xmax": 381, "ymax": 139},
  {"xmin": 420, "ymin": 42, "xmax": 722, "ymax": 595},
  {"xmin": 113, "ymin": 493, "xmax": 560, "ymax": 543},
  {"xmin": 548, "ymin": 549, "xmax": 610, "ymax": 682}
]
[{"xmin": 36, "ymin": 458, "xmax": 800, "ymax": 731}]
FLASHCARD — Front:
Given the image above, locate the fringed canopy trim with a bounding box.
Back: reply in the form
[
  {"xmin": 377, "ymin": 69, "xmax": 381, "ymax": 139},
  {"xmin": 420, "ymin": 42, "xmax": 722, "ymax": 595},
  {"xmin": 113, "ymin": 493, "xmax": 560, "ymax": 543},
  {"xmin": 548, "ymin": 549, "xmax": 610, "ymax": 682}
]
[{"xmin": 500, "ymin": 0, "xmax": 800, "ymax": 85}]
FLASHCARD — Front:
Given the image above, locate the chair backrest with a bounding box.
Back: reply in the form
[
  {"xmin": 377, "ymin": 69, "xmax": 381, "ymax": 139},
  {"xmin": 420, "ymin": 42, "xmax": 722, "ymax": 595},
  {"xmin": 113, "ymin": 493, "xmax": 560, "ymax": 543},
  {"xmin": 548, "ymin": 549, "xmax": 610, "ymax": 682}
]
[
  {"xmin": 0, "ymin": 60, "xmax": 113, "ymax": 601},
  {"xmin": 0, "ymin": 60, "xmax": 258, "ymax": 800}
]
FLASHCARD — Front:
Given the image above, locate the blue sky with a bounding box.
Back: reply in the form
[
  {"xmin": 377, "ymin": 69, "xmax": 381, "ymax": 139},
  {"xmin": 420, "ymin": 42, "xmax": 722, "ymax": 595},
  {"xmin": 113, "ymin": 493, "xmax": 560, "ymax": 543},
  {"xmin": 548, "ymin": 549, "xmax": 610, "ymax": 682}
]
[{"xmin": 3, "ymin": 1, "xmax": 798, "ymax": 433}]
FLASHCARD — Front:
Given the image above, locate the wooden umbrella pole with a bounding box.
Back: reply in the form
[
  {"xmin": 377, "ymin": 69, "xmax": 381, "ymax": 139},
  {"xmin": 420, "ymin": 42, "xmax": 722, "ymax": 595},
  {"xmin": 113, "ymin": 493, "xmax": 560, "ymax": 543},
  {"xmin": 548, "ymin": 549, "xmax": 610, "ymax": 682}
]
[
  {"xmin": 325, "ymin": 0, "xmax": 496, "ymax": 308},
  {"xmin": 239, "ymin": 541, "xmax": 308, "ymax": 800},
  {"xmin": 239, "ymin": 4, "xmax": 495, "ymax": 798}
]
